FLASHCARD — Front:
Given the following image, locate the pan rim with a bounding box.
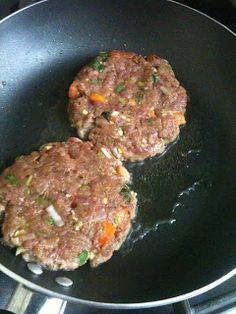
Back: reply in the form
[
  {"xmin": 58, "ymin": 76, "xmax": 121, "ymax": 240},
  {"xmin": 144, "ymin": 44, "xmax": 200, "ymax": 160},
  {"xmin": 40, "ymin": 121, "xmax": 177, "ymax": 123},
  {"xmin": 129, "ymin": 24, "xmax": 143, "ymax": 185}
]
[
  {"xmin": 0, "ymin": 0, "xmax": 236, "ymax": 308},
  {"xmin": 1, "ymin": 263, "xmax": 236, "ymax": 308}
]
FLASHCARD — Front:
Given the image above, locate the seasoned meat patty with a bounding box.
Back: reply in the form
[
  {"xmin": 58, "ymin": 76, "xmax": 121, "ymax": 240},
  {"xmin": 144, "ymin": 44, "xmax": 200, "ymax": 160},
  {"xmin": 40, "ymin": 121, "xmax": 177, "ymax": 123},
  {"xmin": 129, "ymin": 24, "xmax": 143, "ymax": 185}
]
[
  {"xmin": 0, "ymin": 138, "xmax": 137, "ymax": 270},
  {"xmin": 68, "ymin": 51, "xmax": 187, "ymax": 161}
]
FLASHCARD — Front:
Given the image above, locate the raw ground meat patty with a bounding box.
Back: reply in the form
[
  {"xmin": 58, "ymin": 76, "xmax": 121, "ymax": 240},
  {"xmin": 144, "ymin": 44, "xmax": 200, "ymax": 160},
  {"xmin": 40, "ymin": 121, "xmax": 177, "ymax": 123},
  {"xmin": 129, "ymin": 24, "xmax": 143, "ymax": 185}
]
[
  {"xmin": 68, "ymin": 50, "xmax": 188, "ymax": 161},
  {"xmin": 0, "ymin": 138, "xmax": 137, "ymax": 270}
]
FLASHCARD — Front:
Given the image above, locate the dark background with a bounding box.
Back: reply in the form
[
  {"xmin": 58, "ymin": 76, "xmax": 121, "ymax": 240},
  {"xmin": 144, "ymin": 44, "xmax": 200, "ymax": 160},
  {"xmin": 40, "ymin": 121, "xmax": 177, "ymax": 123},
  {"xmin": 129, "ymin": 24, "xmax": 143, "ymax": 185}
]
[{"xmin": 0, "ymin": 0, "xmax": 236, "ymax": 33}]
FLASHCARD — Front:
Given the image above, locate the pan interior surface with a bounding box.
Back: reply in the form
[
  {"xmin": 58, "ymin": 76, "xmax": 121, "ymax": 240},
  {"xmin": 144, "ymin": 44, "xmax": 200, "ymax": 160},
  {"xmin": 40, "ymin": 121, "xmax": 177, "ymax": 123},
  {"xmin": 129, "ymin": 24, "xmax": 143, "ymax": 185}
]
[{"xmin": 0, "ymin": 0, "xmax": 236, "ymax": 306}]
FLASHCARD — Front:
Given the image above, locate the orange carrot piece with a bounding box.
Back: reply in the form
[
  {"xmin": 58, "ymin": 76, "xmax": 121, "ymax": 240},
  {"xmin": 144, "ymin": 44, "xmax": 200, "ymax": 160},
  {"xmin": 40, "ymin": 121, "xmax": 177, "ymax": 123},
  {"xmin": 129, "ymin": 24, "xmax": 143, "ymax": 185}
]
[
  {"xmin": 116, "ymin": 165, "xmax": 127, "ymax": 177},
  {"xmin": 68, "ymin": 84, "xmax": 78, "ymax": 99},
  {"xmin": 109, "ymin": 51, "xmax": 133, "ymax": 59},
  {"xmin": 175, "ymin": 112, "xmax": 186, "ymax": 126},
  {"xmin": 89, "ymin": 93, "xmax": 106, "ymax": 104},
  {"xmin": 148, "ymin": 110, "xmax": 156, "ymax": 118},
  {"xmin": 99, "ymin": 221, "xmax": 116, "ymax": 247}
]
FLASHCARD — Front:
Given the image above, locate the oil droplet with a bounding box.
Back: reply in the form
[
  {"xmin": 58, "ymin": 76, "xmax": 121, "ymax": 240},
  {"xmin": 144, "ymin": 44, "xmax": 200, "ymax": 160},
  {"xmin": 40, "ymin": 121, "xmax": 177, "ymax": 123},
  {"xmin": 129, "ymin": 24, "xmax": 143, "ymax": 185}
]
[{"xmin": 122, "ymin": 217, "xmax": 176, "ymax": 255}]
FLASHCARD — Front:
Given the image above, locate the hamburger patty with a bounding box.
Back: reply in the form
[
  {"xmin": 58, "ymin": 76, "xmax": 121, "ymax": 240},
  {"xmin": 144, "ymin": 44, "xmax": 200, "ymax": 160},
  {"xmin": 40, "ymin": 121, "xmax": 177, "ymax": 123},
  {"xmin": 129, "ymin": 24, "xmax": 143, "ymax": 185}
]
[
  {"xmin": 68, "ymin": 51, "xmax": 187, "ymax": 161},
  {"xmin": 0, "ymin": 138, "xmax": 137, "ymax": 270}
]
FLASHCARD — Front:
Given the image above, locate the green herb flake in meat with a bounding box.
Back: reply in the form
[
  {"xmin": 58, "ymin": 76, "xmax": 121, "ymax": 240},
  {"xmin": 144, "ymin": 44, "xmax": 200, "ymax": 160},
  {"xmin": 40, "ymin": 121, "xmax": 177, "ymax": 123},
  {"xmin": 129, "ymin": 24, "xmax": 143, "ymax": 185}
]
[
  {"xmin": 101, "ymin": 111, "xmax": 111, "ymax": 121},
  {"xmin": 77, "ymin": 250, "xmax": 89, "ymax": 266},
  {"xmin": 36, "ymin": 195, "xmax": 49, "ymax": 205},
  {"xmin": 46, "ymin": 217, "xmax": 55, "ymax": 226},
  {"xmin": 120, "ymin": 184, "xmax": 132, "ymax": 203},
  {"xmin": 15, "ymin": 155, "xmax": 24, "ymax": 161},
  {"xmin": 115, "ymin": 83, "xmax": 125, "ymax": 94},
  {"xmin": 4, "ymin": 174, "xmax": 19, "ymax": 187},
  {"xmin": 152, "ymin": 73, "xmax": 158, "ymax": 85},
  {"xmin": 97, "ymin": 151, "xmax": 104, "ymax": 159},
  {"xmin": 89, "ymin": 59, "xmax": 105, "ymax": 72},
  {"xmin": 90, "ymin": 79, "xmax": 100, "ymax": 85},
  {"xmin": 135, "ymin": 93, "xmax": 144, "ymax": 103},
  {"xmin": 99, "ymin": 51, "xmax": 108, "ymax": 62}
]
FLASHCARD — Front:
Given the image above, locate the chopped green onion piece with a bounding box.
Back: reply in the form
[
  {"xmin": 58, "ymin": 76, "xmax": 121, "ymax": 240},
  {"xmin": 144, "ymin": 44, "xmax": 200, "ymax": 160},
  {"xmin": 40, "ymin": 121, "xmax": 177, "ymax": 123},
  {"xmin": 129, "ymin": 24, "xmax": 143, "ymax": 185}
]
[
  {"xmin": 138, "ymin": 81, "xmax": 145, "ymax": 89},
  {"xmin": 115, "ymin": 83, "xmax": 125, "ymax": 94},
  {"xmin": 119, "ymin": 184, "xmax": 132, "ymax": 203},
  {"xmin": 101, "ymin": 111, "xmax": 111, "ymax": 121},
  {"xmin": 40, "ymin": 143, "xmax": 53, "ymax": 151},
  {"xmin": 15, "ymin": 247, "xmax": 27, "ymax": 256},
  {"xmin": 152, "ymin": 73, "xmax": 158, "ymax": 85},
  {"xmin": 113, "ymin": 217, "xmax": 120, "ymax": 226},
  {"xmin": 36, "ymin": 230, "xmax": 47, "ymax": 237},
  {"xmin": 77, "ymin": 250, "xmax": 89, "ymax": 266},
  {"xmin": 25, "ymin": 188, "xmax": 31, "ymax": 196},
  {"xmin": 99, "ymin": 51, "xmax": 108, "ymax": 61},
  {"xmin": 15, "ymin": 155, "xmax": 24, "ymax": 161},
  {"xmin": 89, "ymin": 59, "xmax": 105, "ymax": 72},
  {"xmin": 97, "ymin": 151, "xmax": 104, "ymax": 158},
  {"xmin": 79, "ymin": 184, "xmax": 89, "ymax": 191},
  {"xmin": 147, "ymin": 118, "xmax": 155, "ymax": 126},
  {"xmin": 36, "ymin": 195, "xmax": 49, "ymax": 205},
  {"xmin": 46, "ymin": 217, "xmax": 55, "ymax": 226},
  {"xmin": 4, "ymin": 174, "xmax": 19, "ymax": 186},
  {"xmin": 119, "ymin": 97, "xmax": 126, "ymax": 105},
  {"xmin": 26, "ymin": 175, "xmax": 33, "ymax": 187},
  {"xmin": 135, "ymin": 93, "xmax": 144, "ymax": 103},
  {"xmin": 90, "ymin": 79, "xmax": 100, "ymax": 84}
]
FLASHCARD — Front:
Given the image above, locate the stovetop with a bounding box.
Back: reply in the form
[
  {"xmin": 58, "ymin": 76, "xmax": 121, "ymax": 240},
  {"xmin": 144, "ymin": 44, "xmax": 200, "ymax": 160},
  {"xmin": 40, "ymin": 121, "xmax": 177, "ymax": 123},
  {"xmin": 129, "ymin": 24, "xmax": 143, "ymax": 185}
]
[{"xmin": 0, "ymin": 1, "xmax": 236, "ymax": 313}]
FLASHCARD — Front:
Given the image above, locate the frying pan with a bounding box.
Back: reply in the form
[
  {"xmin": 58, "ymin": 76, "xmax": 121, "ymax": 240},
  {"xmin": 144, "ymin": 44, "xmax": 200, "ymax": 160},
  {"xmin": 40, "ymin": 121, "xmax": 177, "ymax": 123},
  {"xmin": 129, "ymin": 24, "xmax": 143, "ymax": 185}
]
[{"xmin": 0, "ymin": 0, "xmax": 236, "ymax": 309}]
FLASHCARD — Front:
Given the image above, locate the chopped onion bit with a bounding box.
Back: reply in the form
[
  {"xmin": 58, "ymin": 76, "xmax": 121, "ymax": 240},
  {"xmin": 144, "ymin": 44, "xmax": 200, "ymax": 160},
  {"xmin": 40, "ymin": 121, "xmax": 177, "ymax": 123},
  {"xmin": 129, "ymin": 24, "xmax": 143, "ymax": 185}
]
[
  {"xmin": 46, "ymin": 205, "xmax": 64, "ymax": 227},
  {"xmin": 101, "ymin": 147, "xmax": 112, "ymax": 159},
  {"xmin": 26, "ymin": 175, "xmax": 33, "ymax": 187},
  {"xmin": 16, "ymin": 247, "xmax": 27, "ymax": 256},
  {"xmin": 117, "ymin": 128, "xmax": 124, "ymax": 136},
  {"xmin": 82, "ymin": 109, "xmax": 88, "ymax": 115},
  {"xmin": 111, "ymin": 111, "xmax": 119, "ymax": 117},
  {"xmin": 102, "ymin": 197, "xmax": 108, "ymax": 205}
]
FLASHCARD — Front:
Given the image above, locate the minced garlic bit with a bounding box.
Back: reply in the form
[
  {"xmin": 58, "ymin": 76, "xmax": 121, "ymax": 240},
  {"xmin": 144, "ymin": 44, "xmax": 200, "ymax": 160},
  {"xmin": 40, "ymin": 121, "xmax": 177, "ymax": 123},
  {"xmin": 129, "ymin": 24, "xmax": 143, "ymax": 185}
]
[
  {"xmin": 89, "ymin": 252, "xmax": 95, "ymax": 260},
  {"xmin": 75, "ymin": 221, "xmax": 83, "ymax": 231},
  {"xmin": 0, "ymin": 204, "xmax": 5, "ymax": 212},
  {"xmin": 40, "ymin": 143, "xmax": 53, "ymax": 151},
  {"xmin": 102, "ymin": 197, "xmax": 108, "ymax": 205},
  {"xmin": 14, "ymin": 229, "xmax": 26, "ymax": 237},
  {"xmin": 117, "ymin": 147, "xmax": 123, "ymax": 154},
  {"xmin": 117, "ymin": 128, "xmax": 124, "ymax": 136},
  {"xmin": 71, "ymin": 210, "xmax": 78, "ymax": 221},
  {"xmin": 46, "ymin": 205, "xmax": 64, "ymax": 227},
  {"xmin": 128, "ymin": 99, "xmax": 136, "ymax": 106},
  {"xmin": 111, "ymin": 111, "xmax": 119, "ymax": 117},
  {"xmin": 82, "ymin": 109, "xmax": 88, "ymax": 115}
]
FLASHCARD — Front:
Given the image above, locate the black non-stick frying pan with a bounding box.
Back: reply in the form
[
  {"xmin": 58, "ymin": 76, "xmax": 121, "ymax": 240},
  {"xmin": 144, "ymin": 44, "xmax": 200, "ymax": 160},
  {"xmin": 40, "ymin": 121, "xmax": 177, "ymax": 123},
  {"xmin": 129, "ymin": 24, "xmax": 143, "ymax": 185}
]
[{"xmin": 0, "ymin": 0, "xmax": 236, "ymax": 309}]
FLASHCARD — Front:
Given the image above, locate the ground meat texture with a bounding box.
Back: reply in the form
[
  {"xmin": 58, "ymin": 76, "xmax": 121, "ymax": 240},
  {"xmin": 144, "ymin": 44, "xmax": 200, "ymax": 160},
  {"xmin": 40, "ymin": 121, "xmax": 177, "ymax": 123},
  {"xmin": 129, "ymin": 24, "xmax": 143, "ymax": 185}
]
[
  {"xmin": 68, "ymin": 51, "xmax": 187, "ymax": 161},
  {"xmin": 0, "ymin": 138, "xmax": 137, "ymax": 270}
]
